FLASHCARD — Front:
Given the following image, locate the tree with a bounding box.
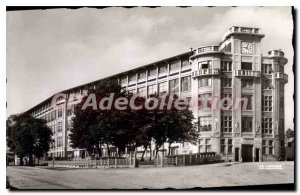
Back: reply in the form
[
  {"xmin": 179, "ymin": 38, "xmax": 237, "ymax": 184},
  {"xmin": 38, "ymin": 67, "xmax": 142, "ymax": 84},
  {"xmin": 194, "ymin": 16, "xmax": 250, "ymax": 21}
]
[
  {"xmin": 6, "ymin": 113, "xmax": 53, "ymax": 165},
  {"xmin": 70, "ymin": 78, "xmax": 127, "ymax": 158},
  {"xmin": 149, "ymin": 94, "xmax": 199, "ymax": 158}
]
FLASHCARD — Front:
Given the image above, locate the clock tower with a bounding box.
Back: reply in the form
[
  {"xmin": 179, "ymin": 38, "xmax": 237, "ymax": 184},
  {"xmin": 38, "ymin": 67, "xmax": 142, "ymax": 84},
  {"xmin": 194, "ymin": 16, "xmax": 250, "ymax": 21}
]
[{"xmin": 220, "ymin": 26, "xmax": 265, "ymax": 162}]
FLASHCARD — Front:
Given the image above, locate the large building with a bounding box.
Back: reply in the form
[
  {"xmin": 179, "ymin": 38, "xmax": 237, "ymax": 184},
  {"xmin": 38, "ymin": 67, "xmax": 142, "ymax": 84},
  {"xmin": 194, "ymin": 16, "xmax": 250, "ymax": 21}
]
[{"xmin": 26, "ymin": 26, "xmax": 288, "ymax": 162}]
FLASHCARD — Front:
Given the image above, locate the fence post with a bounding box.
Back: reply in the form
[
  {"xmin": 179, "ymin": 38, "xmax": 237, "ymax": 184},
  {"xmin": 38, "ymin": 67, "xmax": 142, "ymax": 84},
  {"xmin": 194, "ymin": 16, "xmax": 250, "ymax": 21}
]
[
  {"xmin": 115, "ymin": 158, "xmax": 117, "ymax": 168},
  {"xmin": 175, "ymin": 156, "xmax": 178, "ymax": 166},
  {"xmin": 183, "ymin": 155, "xmax": 186, "ymax": 166},
  {"xmin": 133, "ymin": 151, "xmax": 136, "ymax": 168},
  {"xmin": 100, "ymin": 158, "xmax": 102, "ymax": 167}
]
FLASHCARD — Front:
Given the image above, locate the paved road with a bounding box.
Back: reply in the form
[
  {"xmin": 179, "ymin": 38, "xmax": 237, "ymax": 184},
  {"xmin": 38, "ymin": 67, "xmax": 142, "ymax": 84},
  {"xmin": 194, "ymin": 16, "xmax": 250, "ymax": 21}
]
[{"xmin": 7, "ymin": 161, "xmax": 294, "ymax": 189}]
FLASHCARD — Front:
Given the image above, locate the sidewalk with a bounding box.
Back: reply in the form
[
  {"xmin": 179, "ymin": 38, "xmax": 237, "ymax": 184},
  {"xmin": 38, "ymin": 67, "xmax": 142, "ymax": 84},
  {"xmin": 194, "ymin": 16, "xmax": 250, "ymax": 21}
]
[{"xmin": 7, "ymin": 161, "xmax": 294, "ymax": 189}]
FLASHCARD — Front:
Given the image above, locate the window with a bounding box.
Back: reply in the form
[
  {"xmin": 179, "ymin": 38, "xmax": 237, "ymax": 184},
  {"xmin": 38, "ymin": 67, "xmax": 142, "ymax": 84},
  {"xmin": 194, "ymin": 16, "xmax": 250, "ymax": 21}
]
[
  {"xmin": 242, "ymin": 79, "xmax": 253, "ymax": 89},
  {"xmin": 147, "ymin": 85, "xmax": 157, "ymax": 97},
  {"xmin": 137, "ymin": 87, "xmax": 146, "ymax": 97},
  {"xmin": 57, "ymin": 122, "xmax": 63, "ymax": 132},
  {"xmin": 148, "ymin": 68, "xmax": 157, "ymax": 77},
  {"xmin": 198, "ymin": 61, "xmax": 211, "ymax": 69},
  {"xmin": 128, "ymin": 89, "xmax": 136, "ymax": 96},
  {"xmin": 158, "ymin": 65, "xmax": 168, "ymax": 75},
  {"xmin": 262, "ymin": 118, "xmax": 273, "ymax": 134},
  {"xmin": 198, "ymin": 93, "xmax": 212, "ymax": 109},
  {"xmin": 221, "ymin": 61, "xmax": 232, "ymax": 71},
  {"xmin": 262, "ymin": 95, "xmax": 272, "ymax": 111},
  {"xmin": 138, "ymin": 71, "xmax": 146, "ymax": 80},
  {"xmin": 58, "ymin": 108, "xmax": 63, "ymax": 118},
  {"xmin": 280, "ymin": 96, "xmax": 284, "ymax": 110},
  {"xmin": 121, "ymin": 77, "xmax": 127, "ymax": 85},
  {"xmin": 262, "ymin": 140, "xmax": 267, "ymax": 155},
  {"xmin": 205, "ymin": 139, "xmax": 211, "ymax": 152},
  {"xmin": 198, "ymin": 116, "xmax": 212, "ymax": 132},
  {"xmin": 221, "ymin": 93, "xmax": 232, "ymax": 108},
  {"xmin": 279, "ymin": 83, "xmax": 284, "ymax": 91},
  {"xmin": 221, "ymin": 139, "xmax": 226, "ymax": 154},
  {"xmin": 169, "ymin": 78, "xmax": 179, "ymax": 94},
  {"xmin": 181, "ymin": 76, "xmax": 191, "ymax": 92},
  {"xmin": 199, "ymin": 139, "xmax": 205, "ymax": 153},
  {"xmin": 199, "ymin": 78, "xmax": 212, "ymax": 88},
  {"xmin": 169, "ymin": 60, "xmax": 180, "ymax": 72},
  {"xmin": 241, "ymin": 62, "xmax": 252, "ymax": 70},
  {"xmin": 279, "ymin": 66, "xmax": 284, "ymax": 73},
  {"xmin": 262, "ymin": 64, "xmax": 272, "ymax": 74},
  {"xmin": 67, "ymin": 108, "xmax": 72, "ymax": 116},
  {"xmin": 222, "ymin": 78, "xmax": 232, "ymax": 88},
  {"xmin": 242, "ymin": 117, "xmax": 253, "ymax": 132},
  {"xmin": 158, "ymin": 82, "xmax": 167, "ymax": 95},
  {"xmin": 57, "ymin": 136, "xmax": 63, "ymax": 147},
  {"xmin": 181, "ymin": 59, "xmax": 190, "ymax": 69},
  {"xmin": 221, "ymin": 116, "xmax": 232, "ymax": 132},
  {"xmin": 269, "ymin": 140, "xmax": 274, "ymax": 155},
  {"xmin": 51, "ymin": 111, "xmax": 56, "ymax": 121},
  {"xmin": 262, "ymin": 79, "xmax": 272, "ymax": 89},
  {"xmin": 241, "ymin": 95, "xmax": 253, "ymax": 110},
  {"xmin": 227, "ymin": 139, "xmax": 233, "ymax": 154},
  {"xmin": 128, "ymin": 74, "xmax": 136, "ymax": 84}
]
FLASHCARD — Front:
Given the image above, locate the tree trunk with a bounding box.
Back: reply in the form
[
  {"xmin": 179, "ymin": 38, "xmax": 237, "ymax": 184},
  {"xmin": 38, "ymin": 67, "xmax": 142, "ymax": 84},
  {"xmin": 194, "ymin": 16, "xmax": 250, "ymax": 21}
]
[
  {"xmin": 168, "ymin": 142, "xmax": 172, "ymax": 156},
  {"xmin": 106, "ymin": 142, "xmax": 111, "ymax": 157},
  {"xmin": 155, "ymin": 145, "xmax": 159, "ymax": 159},
  {"xmin": 141, "ymin": 146, "xmax": 147, "ymax": 161},
  {"xmin": 95, "ymin": 144, "xmax": 101, "ymax": 158},
  {"xmin": 99, "ymin": 144, "xmax": 102, "ymax": 157},
  {"xmin": 149, "ymin": 144, "xmax": 152, "ymax": 161},
  {"xmin": 19, "ymin": 155, "xmax": 23, "ymax": 166},
  {"xmin": 29, "ymin": 153, "xmax": 33, "ymax": 166}
]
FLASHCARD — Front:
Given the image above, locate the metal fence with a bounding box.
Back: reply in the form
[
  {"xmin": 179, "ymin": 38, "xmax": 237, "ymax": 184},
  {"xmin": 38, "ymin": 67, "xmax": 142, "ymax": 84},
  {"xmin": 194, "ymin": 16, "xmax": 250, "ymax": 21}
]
[
  {"xmin": 40, "ymin": 157, "xmax": 136, "ymax": 168},
  {"xmin": 39, "ymin": 153, "xmax": 223, "ymax": 168},
  {"xmin": 154, "ymin": 152, "xmax": 224, "ymax": 167}
]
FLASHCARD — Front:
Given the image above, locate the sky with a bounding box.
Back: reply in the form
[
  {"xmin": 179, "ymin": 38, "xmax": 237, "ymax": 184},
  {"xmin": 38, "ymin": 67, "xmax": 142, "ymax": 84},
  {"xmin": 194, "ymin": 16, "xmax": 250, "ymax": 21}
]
[{"xmin": 6, "ymin": 7, "xmax": 294, "ymax": 130}]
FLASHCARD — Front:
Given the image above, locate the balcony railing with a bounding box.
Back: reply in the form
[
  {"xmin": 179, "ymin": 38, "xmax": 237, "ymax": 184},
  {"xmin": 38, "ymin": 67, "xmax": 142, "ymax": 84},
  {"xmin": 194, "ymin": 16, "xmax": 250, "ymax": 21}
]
[
  {"xmin": 268, "ymin": 50, "xmax": 284, "ymax": 58},
  {"xmin": 194, "ymin": 45, "xmax": 220, "ymax": 56},
  {"xmin": 234, "ymin": 70, "xmax": 261, "ymax": 77},
  {"xmin": 192, "ymin": 68, "xmax": 220, "ymax": 78},
  {"xmin": 222, "ymin": 26, "xmax": 262, "ymax": 41},
  {"xmin": 275, "ymin": 72, "xmax": 288, "ymax": 83}
]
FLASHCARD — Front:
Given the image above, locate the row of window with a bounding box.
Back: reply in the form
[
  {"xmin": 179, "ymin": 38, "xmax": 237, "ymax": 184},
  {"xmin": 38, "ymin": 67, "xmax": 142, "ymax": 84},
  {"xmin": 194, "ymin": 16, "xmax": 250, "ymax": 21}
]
[
  {"xmin": 199, "ymin": 138, "xmax": 275, "ymax": 156},
  {"xmin": 198, "ymin": 116, "xmax": 277, "ymax": 134},
  {"xmin": 128, "ymin": 76, "xmax": 279, "ymax": 92},
  {"xmin": 39, "ymin": 108, "xmax": 63, "ymax": 122},
  {"xmin": 128, "ymin": 76, "xmax": 191, "ymax": 96},
  {"xmin": 123, "ymin": 59, "xmax": 191, "ymax": 84},
  {"xmin": 197, "ymin": 93, "xmax": 253, "ymax": 110},
  {"xmin": 198, "ymin": 61, "xmax": 284, "ymax": 75}
]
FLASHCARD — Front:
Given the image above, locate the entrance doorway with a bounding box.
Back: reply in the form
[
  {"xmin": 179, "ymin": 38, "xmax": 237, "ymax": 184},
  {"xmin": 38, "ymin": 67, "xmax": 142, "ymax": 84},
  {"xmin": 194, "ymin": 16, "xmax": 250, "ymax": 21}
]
[
  {"xmin": 255, "ymin": 148, "xmax": 260, "ymax": 162},
  {"xmin": 235, "ymin": 148, "xmax": 239, "ymax": 162},
  {"xmin": 242, "ymin": 144, "xmax": 253, "ymax": 162}
]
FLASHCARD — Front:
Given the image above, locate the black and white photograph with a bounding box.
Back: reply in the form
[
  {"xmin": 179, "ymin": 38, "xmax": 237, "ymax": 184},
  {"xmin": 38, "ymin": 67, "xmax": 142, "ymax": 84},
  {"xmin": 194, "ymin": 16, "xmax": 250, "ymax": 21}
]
[{"xmin": 5, "ymin": 6, "xmax": 295, "ymax": 190}]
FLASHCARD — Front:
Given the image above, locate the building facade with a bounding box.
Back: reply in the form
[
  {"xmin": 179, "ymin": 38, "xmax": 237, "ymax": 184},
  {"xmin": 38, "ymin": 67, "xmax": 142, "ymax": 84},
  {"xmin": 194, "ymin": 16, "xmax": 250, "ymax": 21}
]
[{"xmin": 26, "ymin": 26, "xmax": 288, "ymax": 162}]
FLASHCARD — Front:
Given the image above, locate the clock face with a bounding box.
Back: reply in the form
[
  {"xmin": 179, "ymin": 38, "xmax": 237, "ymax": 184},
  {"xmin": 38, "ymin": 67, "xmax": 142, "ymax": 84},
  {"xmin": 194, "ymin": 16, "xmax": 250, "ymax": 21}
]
[{"xmin": 241, "ymin": 42, "xmax": 253, "ymax": 54}]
